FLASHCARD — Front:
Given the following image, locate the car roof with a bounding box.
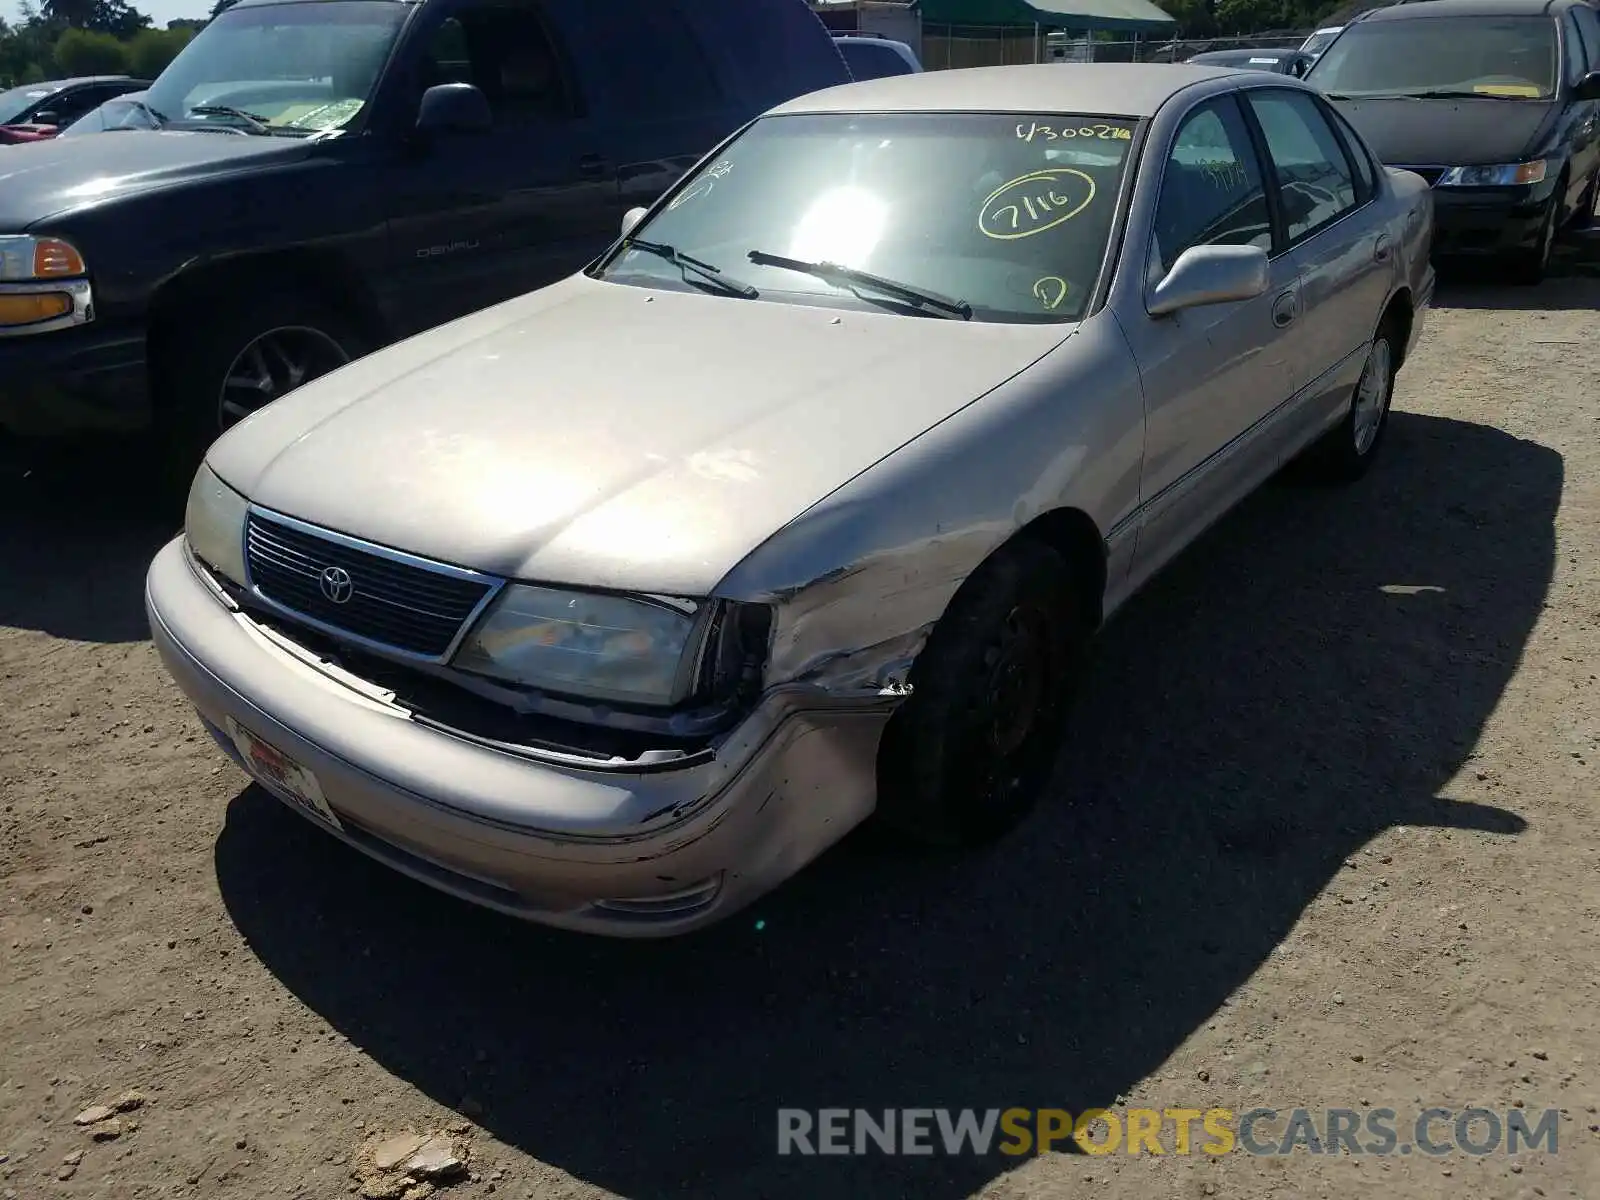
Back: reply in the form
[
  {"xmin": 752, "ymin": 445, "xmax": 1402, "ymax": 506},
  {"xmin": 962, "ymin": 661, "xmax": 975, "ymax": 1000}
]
[
  {"xmin": 1358, "ymin": 0, "xmax": 1564, "ymax": 21},
  {"xmin": 772, "ymin": 62, "xmax": 1238, "ymax": 118}
]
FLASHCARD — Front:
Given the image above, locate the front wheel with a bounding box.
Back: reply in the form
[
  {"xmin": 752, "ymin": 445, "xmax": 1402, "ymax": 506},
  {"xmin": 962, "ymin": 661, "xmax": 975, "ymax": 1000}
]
[
  {"xmin": 154, "ymin": 293, "xmax": 367, "ymax": 489},
  {"xmin": 1510, "ymin": 193, "xmax": 1559, "ymax": 285},
  {"xmin": 874, "ymin": 538, "xmax": 1087, "ymax": 847}
]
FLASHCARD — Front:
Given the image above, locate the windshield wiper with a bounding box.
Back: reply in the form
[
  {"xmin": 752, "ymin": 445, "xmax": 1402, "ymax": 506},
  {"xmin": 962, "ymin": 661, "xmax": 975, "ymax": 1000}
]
[
  {"xmin": 1401, "ymin": 88, "xmax": 1540, "ymax": 100},
  {"xmin": 187, "ymin": 104, "xmax": 273, "ymax": 133},
  {"xmin": 623, "ymin": 238, "xmax": 759, "ymax": 299},
  {"xmin": 746, "ymin": 250, "xmax": 972, "ymax": 320}
]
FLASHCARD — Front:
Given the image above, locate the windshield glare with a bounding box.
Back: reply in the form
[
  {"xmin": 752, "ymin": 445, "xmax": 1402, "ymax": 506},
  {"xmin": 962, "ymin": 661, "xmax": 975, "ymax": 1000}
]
[
  {"xmin": 1308, "ymin": 16, "xmax": 1558, "ymax": 98},
  {"xmin": 0, "ymin": 83, "xmax": 57, "ymax": 125},
  {"xmin": 599, "ymin": 112, "xmax": 1137, "ymax": 323},
  {"xmin": 145, "ymin": 0, "xmax": 408, "ymax": 134}
]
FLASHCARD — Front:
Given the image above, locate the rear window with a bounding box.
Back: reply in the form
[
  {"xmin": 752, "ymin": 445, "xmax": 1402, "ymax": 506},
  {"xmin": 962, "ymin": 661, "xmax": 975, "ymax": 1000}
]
[
  {"xmin": 840, "ymin": 40, "xmax": 915, "ymax": 80},
  {"xmin": 1308, "ymin": 15, "xmax": 1559, "ymax": 99}
]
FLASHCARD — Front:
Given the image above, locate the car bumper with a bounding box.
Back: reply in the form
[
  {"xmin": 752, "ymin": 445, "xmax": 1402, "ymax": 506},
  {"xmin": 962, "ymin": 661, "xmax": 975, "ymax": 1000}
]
[
  {"xmin": 0, "ymin": 321, "xmax": 149, "ymax": 437},
  {"xmin": 145, "ymin": 537, "xmax": 891, "ymax": 937},
  {"xmin": 1428, "ymin": 188, "xmax": 1553, "ymax": 257}
]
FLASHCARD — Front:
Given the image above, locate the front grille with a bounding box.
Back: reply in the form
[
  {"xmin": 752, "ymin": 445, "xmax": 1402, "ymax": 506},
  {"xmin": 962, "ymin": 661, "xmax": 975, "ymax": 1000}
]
[
  {"xmin": 245, "ymin": 514, "xmax": 493, "ymax": 658},
  {"xmin": 1397, "ymin": 166, "xmax": 1446, "ymax": 186}
]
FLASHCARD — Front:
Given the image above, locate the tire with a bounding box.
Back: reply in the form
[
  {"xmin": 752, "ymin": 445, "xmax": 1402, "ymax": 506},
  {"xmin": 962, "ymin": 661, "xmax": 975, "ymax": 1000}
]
[
  {"xmin": 1510, "ymin": 192, "xmax": 1559, "ymax": 285},
  {"xmin": 1304, "ymin": 319, "xmax": 1399, "ymax": 483},
  {"xmin": 1573, "ymin": 170, "xmax": 1599, "ymax": 230},
  {"xmin": 153, "ymin": 291, "xmax": 367, "ymax": 493},
  {"xmin": 874, "ymin": 538, "xmax": 1087, "ymax": 847}
]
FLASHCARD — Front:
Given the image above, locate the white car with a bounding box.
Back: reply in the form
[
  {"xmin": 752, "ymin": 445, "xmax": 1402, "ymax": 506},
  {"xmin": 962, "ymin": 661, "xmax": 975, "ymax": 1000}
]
[{"xmin": 1299, "ymin": 25, "xmax": 1344, "ymax": 60}]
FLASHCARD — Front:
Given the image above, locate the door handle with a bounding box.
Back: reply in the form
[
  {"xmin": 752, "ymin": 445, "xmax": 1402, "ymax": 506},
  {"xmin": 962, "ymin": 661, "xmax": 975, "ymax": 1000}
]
[
  {"xmin": 577, "ymin": 153, "xmax": 607, "ymax": 177},
  {"xmin": 1271, "ymin": 291, "xmax": 1298, "ymax": 328},
  {"xmin": 1373, "ymin": 234, "xmax": 1393, "ymax": 264}
]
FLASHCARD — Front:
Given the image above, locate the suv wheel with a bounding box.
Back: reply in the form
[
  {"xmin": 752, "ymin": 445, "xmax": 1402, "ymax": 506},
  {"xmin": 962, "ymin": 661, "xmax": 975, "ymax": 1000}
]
[{"xmin": 155, "ymin": 292, "xmax": 367, "ymax": 489}]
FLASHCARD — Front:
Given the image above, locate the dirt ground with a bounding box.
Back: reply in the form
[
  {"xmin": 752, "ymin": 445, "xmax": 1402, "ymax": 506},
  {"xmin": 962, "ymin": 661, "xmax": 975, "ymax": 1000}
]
[{"xmin": 4, "ymin": 242, "xmax": 1600, "ymax": 1200}]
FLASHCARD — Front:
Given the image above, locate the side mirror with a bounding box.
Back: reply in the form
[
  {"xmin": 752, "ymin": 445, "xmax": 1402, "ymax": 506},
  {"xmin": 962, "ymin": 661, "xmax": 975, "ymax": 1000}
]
[
  {"xmin": 620, "ymin": 206, "xmax": 648, "ymax": 238},
  {"xmin": 32, "ymin": 110, "xmax": 57, "ymax": 126},
  {"xmin": 1575, "ymin": 70, "xmax": 1600, "ymax": 102},
  {"xmin": 1148, "ymin": 244, "xmax": 1269, "ymax": 316},
  {"xmin": 415, "ymin": 83, "xmax": 492, "ymax": 136}
]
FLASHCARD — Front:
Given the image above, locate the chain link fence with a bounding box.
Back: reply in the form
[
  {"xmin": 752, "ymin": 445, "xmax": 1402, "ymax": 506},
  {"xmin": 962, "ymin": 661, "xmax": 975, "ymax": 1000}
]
[{"xmin": 917, "ymin": 27, "xmax": 1314, "ymax": 70}]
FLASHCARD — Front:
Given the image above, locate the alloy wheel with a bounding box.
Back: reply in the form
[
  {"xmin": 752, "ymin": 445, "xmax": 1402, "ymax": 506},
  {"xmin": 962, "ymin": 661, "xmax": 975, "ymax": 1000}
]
[
  {"xmin": 217, "ymin": 325, "xmax": 351, "ymax": 431},
  {"xmin": 1352, "ymin": 336, "xmax": 1392, "ymax": 457}
]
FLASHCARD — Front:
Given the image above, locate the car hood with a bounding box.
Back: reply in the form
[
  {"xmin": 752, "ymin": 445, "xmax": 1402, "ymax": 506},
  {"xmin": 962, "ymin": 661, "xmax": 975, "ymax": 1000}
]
[
  {"xmin": 1330, "ymin": 96, "xmax": 1554, "ymax": 166},
  {"xmin": 0, "ymin": 130, "xmax": 307, "ymax": 228},
  {"xmin": 209, "ymin": 276, "xmax": 1068, "ymax": 597}
]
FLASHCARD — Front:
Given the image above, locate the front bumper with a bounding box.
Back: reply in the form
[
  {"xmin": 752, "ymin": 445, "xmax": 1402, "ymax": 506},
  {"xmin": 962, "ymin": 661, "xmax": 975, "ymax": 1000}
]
[
  {"xmin": 0, "ymin": 320, "xmax": 149, "ymax": 437},
  {"xmin": 145, "ymin": 538, "xmax": 891, "ymax": 936},
  {"xmin": 1427, "ymin": 187, "xmax": 1554, "ymax": 258}
]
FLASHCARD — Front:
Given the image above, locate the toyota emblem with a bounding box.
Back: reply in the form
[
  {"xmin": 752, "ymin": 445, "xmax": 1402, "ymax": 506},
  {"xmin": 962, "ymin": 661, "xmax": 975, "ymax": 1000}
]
[{"xmin": 319, "ymin": 565, "xmax": 354, "ymax": 604}]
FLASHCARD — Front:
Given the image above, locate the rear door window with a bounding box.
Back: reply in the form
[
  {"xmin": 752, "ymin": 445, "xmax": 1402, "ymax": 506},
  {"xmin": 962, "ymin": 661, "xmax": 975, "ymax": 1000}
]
[
  {"xmin": 1243, "ymin": 88, "xmax": 1360, "ymax": 244},
  {"xmin": 589, "ymin": 0, "xmax": 724, "ymax": 117}
]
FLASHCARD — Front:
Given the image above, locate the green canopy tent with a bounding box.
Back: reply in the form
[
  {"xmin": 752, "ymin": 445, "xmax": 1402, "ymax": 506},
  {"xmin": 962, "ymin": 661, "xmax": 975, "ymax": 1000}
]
[{"xmin": 918, "ymin": 0, "xmax": 1177, "ymax": 67}]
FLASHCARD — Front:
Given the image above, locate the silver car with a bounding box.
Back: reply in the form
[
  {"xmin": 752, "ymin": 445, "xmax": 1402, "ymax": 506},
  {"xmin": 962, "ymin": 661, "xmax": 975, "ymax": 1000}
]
[{"xmin": 146, "ymin": 64, "xmax": 1435, "ymax": 936}]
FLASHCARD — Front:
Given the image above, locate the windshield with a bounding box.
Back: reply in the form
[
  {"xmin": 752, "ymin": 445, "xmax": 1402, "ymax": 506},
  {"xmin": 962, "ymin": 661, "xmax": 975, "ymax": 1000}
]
[
  {"xmin": 1308, "ymin": 16, "xmax": 1558, "ymax": 98},
  {"xmin": 596, "ymin": 112, "xmax": 1139, "ymax": 323},
  {"xmin": 144, "ymin": 0, "xmax": 409, "ymax": 135},
  {"xmin": 0, "ymin": 83, "xmax": 58, "ymax": 125}
]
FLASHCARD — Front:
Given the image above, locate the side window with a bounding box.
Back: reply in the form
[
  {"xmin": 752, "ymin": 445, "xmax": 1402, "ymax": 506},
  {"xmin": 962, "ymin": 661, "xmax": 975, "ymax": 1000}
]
[
  {"xmin": 38, "ymin": 87, "xmax": 103, "ymax": 126},
  {"xmin": 1153, "ymin": 96, "xmax": 1272, "ymax": 273},
  {"xmin": 1327, "ymin": 104, "xmax": 1377, "ymax": 201},
  {"xmin": 1563, "ymin": 13, "xmax": 1587, "ymax": 83},
  {"xmin": 1244, "ymin": 89, "xmax": 1359, "ymax": 244},
  {"xmin": 601, "ymin": 0, "xmax": 723, "ymax": 118},
  {"xmin": 1575, "ymin": 5, "xmax": 1600, "ymax": 71},
  {"xmin": 420, "ymin": 2, "xmax": 577, "ymax": 124}
]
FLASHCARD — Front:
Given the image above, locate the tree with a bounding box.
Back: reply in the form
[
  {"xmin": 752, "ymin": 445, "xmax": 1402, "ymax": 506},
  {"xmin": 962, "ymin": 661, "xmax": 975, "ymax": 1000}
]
[
  {"xmin": 40, "ymin": 0, "xmax": 149, "ymax": 35},
  {"xmin": 52, "ymin": 26, "xmax": 128, "ymax": 74},
  {"xmin": 127, "ymin": 26, "xmax": 193, "ymax": 78}
]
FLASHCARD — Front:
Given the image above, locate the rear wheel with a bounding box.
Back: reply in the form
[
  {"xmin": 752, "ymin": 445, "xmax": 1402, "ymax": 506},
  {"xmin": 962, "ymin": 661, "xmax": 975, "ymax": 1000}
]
[
  {"xmin": 1304, "ymin": 321, "xmax": 1398, "ymax": 483},
  {"xmin": 874, "ymin": 538, "xmax": 1087, "ymax": 847}
]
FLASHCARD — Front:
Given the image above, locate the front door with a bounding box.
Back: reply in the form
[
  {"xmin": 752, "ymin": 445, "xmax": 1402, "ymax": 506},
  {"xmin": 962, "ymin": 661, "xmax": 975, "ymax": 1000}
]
[
  {"xmin": 382, "ymin": 0, "xmax": 618, "ymax": 336},
  {"xmin": 1125, "ymin": 93, "xmax": 1300, "ymax": 584}
]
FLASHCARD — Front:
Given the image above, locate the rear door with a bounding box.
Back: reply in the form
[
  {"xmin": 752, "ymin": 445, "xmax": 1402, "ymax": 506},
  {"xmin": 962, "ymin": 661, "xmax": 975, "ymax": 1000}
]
[
  {"xmin": 381, "ymin": 0, "xmax": 619, "ymax": 334},
  {"xmin": 547, "ymin": 0, "xmax": 743, "ymax": 226},
  {"xmin": 1241, "ymin": 86, "xmax": 1390, "ymax": 454}
]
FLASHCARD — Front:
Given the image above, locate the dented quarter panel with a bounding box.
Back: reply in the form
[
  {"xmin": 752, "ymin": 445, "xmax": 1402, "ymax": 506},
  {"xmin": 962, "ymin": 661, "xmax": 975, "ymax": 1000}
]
[{"xmin": 714, "ymin": 313, "xmax": 1146, "ymax": 689}]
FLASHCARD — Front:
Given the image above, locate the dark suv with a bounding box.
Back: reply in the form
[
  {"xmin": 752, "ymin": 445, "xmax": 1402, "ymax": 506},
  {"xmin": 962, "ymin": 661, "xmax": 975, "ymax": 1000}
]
[
  {"xmin": 1307, "ymin": 0, "xmax": 1600, "ymax": 282},
  {"xmin": 0, "ymin": 0, "xmax": 848, "ymax": 465}
]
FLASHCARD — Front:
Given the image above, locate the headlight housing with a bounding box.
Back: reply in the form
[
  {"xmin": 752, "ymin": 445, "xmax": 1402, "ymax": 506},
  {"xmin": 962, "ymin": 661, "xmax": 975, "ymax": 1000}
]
[
  {"xmin": 1436, "ymin": 160, "xmax": 1548, "ymax": 187},
  {"xmin": 0, "ymin": 235, "xmax": 91, "ymax": 335},
  {"xmin": 453, "ymin": 586, "xmax": 716, "ymax": 707},
  {"xmin": 184, "ymin": 464, "xmax": 249, "ymax": 587}
]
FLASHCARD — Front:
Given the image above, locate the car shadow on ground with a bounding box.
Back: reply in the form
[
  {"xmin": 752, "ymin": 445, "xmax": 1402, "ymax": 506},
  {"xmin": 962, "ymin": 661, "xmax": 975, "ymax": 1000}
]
[
  {"xmin": 212, "ymin": 411, "xmax": 1555, "ymax": 1198},
  {"xmin": 0, "ymin": 440, "xmax": 177, "ymax": 643}
]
